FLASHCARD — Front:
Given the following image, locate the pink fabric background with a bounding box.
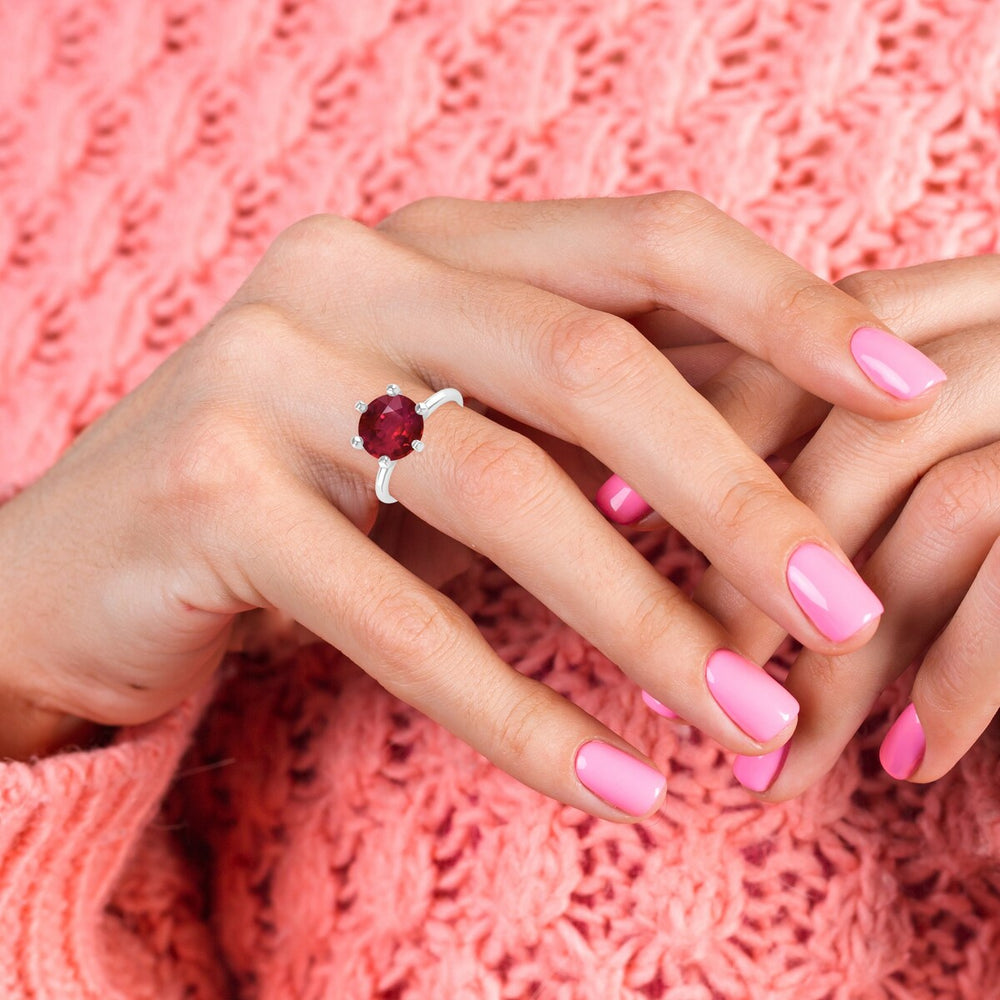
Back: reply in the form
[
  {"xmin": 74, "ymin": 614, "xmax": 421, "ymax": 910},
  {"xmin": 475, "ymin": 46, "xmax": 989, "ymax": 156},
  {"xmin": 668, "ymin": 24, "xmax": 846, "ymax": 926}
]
[{"xmin": 2, "ymin": 1, "xmax": 1000, "ymax": 997}]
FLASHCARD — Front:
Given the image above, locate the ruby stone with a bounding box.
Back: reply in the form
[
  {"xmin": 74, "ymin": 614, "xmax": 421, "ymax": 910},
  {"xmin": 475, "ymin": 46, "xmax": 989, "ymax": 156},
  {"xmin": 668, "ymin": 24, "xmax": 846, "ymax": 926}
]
[{"xmin": 358, "ymin": 394, "xmax": 423, "ymax": 460}]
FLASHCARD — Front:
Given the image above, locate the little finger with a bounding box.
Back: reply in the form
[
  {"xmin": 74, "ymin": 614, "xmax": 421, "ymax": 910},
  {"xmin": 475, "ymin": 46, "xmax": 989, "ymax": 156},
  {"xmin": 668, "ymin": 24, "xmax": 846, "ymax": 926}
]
[{"xmin": 239, "ymin": 475, "xmax": 670, "ymax": 822}]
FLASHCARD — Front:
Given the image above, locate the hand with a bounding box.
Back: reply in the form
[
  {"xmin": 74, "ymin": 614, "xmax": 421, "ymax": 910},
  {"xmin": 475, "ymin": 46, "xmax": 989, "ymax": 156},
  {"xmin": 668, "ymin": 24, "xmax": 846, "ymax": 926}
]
[
  {"xmin": 0, "ymin": 194, "xmax": 934, "ymax": 822},
  {"xmin": 687, "ymin": 255, "xmax": 1000, "ymax": 795}
]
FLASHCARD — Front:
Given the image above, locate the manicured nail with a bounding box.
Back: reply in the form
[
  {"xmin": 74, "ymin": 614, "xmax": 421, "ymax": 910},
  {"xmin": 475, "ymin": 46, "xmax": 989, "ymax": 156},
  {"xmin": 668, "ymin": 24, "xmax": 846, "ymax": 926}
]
[
  {"xmin": 734, "ymin": 743, "xmax": 790, "ymax": 792},
  {"xmin": 786, "ymin": 543, "xmax": 884, "ymax": 642},
  {"xmin": 596, "ymin": 474, "xmax": 653, "ymax": 525},
  {"xmin": 879, "ymin": 702, "xmax": 925, "ymax": 780},
  {"xmin": 850, "ymin": 327, "xmax": 947, "ymax": 400},
  {"xmin": 574, "ymin": 740, "xmax": 666, "ymax": 816},
  {"xmin": 641, "ymin": 689, "xmax": 678, "ymax": 719},
  {"xmin": 705, "ymin": 649, "xmax": 799, "ymax": 742}
]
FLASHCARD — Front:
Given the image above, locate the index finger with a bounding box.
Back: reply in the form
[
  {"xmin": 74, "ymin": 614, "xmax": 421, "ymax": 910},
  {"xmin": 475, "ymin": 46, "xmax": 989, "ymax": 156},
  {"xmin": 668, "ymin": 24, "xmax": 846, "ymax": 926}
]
[{"xmin": 377, "ymin": 193, "xmax": 946, "ymax": 420}]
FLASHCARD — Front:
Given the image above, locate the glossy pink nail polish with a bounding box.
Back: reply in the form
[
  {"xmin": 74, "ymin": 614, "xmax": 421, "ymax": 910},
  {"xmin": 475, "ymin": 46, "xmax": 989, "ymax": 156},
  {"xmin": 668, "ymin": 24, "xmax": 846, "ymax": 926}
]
[
  {"xmin": 850, "ymin": 327, "xmax": 947, "ymax": 400},
  {"xmin": 734, "ymin": 743, "xmax": 790, "ymax": 792},
  {"xmin": 574, "ymin": 740, "xmax": 666, "ymax": 816},
  {"xmin": 879, "ymin": 702, "xmax": 925, "ymax": 780},
  {"xmin": 786, "ymin": 543, "xmax": 884, "ymax": 642},
  {"xmin": 641, "ymin": 689, "xmax": 679, "ymax": 719},
  {"xmin": 705, "ymin": 650, "xmax": 799, "ymax": 742},
  {"xmin": 596, "ymin": 474, "xmax": 654, "ymax": 525}
]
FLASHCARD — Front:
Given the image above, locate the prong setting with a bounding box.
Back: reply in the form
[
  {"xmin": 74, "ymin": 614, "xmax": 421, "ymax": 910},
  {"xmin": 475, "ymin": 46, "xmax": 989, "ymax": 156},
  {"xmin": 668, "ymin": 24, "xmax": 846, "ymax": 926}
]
[{"xmin": 354, "ymin": 385, "xmax": 464, "ymax": 504}]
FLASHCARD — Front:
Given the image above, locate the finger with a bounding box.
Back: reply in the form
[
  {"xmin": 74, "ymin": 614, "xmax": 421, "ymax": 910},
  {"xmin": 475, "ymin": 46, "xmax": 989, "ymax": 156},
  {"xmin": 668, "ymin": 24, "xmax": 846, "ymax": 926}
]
[
  {"xmin": 696, "ymin": 323, "xmax": 1000, "ymax": 664},
  {"xmin": 238, "ymin": 473, "xmax": 669, "ymax": 822},
  {"xmin": 889, "ymin": 554, "xmax": 1000, "ymax": 782},
  {"xmin": 743, "ymin": 443, "xmax": 1000, "ymax": 798},
  {"xmin": 249, "ymin": 221, "xmax": 885, "ymax": 654},
  {"xmin": 700, "ymin": 255, "xmax": 1000, "ymax": 456},
  {"xmin": 377, "ymin": 193, "xmax": 947, "ymax": 418}
]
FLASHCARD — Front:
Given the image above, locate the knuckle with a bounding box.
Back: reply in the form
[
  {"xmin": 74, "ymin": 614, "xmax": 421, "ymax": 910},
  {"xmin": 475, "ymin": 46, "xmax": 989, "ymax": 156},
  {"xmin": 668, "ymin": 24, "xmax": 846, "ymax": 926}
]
[
  {"xmin": 769, "ymin": 272, "xmax": 836, "ymax": 325},
  {"xmin": 629, "ymin": 583, "xmax": 687, "ymax": 665},
  {"xmin": 632, "ymin": 189, "xmax": 716, "ymax": 235},
  {"xmin": 536, "ymin": 308, "xmax": 644, "ymax": 400},
  {"xmin": 914, "ymin": 452, "xmax": 1000, "ymax": 540},
  {"xmin": 199, "ymin": 301, "xmax": 291, "ymax": 378},
  {"xmin": 375, "ymin": 196, "xmax": 459, "ymax": 236},
  {"xmin": 711, "ymin": 475, "xmax": 792, "ymax": 547},
  {"xmin": 796, "ymin": 653, "xmax": 841, "ymax": 697},
  {"xmin": 188, "ymin": 302, "xmax": 306, "ymax": 407},
  {"xmin": 273, "ymin": 212, "xmax": 368, "ymax": 258},
  {"xmin": 358, "ymin": 585, "xmax": 460, "ymax": 680},
  {"xmin": 919, "ymin": 656, "xmax": 969, "ymax": 717},
  {"xmin": 629, "ymin": 190, "xmax": 719, "ymax": 285},
  {"xmin": 835, "ymin": 269, "xmax": 915, "ymax": 329},
  {"xmin": 491, "ymin": 683, "xmax": 553, "ymax": 764},
  {"xmin": 265, "ymin": 213, "xmax": 388, "ymax": 291},
  {"xmin": 451, "ymin": 429, "xmax": 552, "ymax": 518}
]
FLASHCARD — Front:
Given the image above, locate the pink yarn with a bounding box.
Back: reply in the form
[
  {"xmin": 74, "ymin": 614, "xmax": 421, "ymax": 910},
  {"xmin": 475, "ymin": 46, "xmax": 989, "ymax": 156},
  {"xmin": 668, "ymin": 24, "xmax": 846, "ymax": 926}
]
[{"xmin": 2, "ymin": 1, "xmax": 1000, "ymax": 997}]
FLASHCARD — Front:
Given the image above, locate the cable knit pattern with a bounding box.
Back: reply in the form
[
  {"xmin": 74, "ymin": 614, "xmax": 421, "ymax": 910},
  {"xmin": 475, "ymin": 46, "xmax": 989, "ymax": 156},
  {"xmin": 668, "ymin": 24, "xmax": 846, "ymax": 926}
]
[{"xmin": 2, "ymin": 1, "xmax": 1000, "ymax": 998}]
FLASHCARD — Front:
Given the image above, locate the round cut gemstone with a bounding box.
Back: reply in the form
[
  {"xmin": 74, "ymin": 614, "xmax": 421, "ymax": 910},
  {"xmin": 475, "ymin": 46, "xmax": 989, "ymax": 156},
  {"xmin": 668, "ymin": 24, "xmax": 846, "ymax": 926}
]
[{"xmin": 358, "ymin": 393, "xmax": 423, "ymax": 460}]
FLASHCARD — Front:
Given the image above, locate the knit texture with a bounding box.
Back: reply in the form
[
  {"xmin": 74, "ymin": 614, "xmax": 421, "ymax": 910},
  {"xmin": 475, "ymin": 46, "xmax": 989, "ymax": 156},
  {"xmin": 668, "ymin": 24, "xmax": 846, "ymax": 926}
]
[{"xmin": 2, "ymin": 1, "xmax": 1000, "ymax": 998}]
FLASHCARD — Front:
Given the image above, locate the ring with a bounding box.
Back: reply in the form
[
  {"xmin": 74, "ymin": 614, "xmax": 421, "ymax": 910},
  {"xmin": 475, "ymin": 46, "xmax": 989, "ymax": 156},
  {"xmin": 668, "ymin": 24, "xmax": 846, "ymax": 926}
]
[{"xmin": 351, "ymin": 384, "xmax": 464, "ymax": 503}]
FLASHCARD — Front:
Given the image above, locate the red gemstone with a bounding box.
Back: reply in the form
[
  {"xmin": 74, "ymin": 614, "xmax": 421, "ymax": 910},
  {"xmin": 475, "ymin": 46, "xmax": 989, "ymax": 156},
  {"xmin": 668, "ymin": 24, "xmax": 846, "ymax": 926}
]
[{"xmin": 358, "ymin": 394, "xmax": 424, "ymax": 460}]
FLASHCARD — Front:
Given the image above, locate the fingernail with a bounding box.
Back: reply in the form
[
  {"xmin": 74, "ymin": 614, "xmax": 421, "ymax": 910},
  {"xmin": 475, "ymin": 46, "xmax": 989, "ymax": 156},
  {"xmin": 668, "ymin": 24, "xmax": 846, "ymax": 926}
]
[
  {"xmin": 596, "ymin": 474, "xmax": 654, "ymax": 525},
  {"xmin": 850, "ymin": 327, "xmax": 947, "ymax": 400},
  {"xmin": 574, "ymin": 740, "xmax": 666, "ymax": 816},
  {"xmin": 879, "ymin": 702, "xmax": 925, "ymax": 780},
  {"xmin": 787, "ymin": 543, "xmax": 884, "ymax": 642},
  {"xmin": 641, "ymin": 689, "xmax": 678, "ymax": 719},
  {"xmin": 734, "ymin": 743, "xmax": 790, "ymax": 792},
  {"xmin": 705, "ymin": 649, "xmax": 799, "ymax": 742}
]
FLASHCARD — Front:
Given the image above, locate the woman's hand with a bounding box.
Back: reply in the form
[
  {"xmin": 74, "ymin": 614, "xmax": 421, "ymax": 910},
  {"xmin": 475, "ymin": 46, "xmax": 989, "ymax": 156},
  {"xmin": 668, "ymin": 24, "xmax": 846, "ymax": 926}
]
[
  {"xmin": 683, "ymin": 255, "xmax": 1000, "ymax": 795},
  {"xmin": 0, "ymin": 194, "xmax": 935, "ymax": 822}
]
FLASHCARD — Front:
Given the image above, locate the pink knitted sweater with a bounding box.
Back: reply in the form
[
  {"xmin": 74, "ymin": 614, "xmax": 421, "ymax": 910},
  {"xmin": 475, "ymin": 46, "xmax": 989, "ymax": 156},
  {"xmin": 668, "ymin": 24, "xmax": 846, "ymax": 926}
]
[{"xmin": 3, "ymin": 2, "xmax": 1000, "ymax": 997}]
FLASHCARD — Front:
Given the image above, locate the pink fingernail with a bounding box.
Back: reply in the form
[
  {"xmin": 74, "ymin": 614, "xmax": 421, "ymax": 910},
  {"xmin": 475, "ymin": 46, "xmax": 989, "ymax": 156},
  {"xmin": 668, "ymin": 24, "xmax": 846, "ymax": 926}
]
[
  {"xmin": 574, "ymin": 740, "xmax": 666, "ymax": 816},
  {"xmin": 734, "ymin": 743, "xmax": 790, "ymax": 792},
  {"xmin": 596, "ymin": 474, "xmax": 654, "ymax": 525},
  {"xmin": 879, "ymin": 702, "xmax": 925, "ymax": 780},
  {"xmin": 705, "ymin": 649, "xmax": 799, "ymax": 742},
  {"xmin": 787, "ymin": 543, "xmax": 884, "ymax": 642},
  {"xmin": 850, "ymin": 327, "xmax": 947, "ymax": 400},
  {"xmin": 641, "ymin": 689, "xmax": 678, "ymax": 719}
]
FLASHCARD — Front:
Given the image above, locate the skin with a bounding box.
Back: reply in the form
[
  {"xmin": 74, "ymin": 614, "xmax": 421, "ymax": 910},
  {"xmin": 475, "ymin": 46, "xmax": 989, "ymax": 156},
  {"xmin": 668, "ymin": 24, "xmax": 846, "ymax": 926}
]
[
  {"xmin": 0, "ymin": 194, "xmax": 945, "ymax": 822},
  {"xmin": 688, "ymin": 255, "xmax": 1000, "ymax": 797}
]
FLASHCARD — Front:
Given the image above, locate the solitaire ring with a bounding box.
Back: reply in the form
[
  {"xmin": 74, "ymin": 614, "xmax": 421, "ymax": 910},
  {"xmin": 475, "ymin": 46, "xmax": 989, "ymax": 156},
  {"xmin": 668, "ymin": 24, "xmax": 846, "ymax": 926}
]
[{"xmin": 351, "ymin": 384, "xmax": 464, "ymax": 503}]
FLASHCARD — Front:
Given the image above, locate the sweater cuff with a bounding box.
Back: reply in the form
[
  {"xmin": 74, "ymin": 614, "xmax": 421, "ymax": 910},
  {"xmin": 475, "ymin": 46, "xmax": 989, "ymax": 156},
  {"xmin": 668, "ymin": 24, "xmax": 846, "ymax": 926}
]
[{"xmin": 0, "ymin": 686, "xmax": 211, "ymax": 992}]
